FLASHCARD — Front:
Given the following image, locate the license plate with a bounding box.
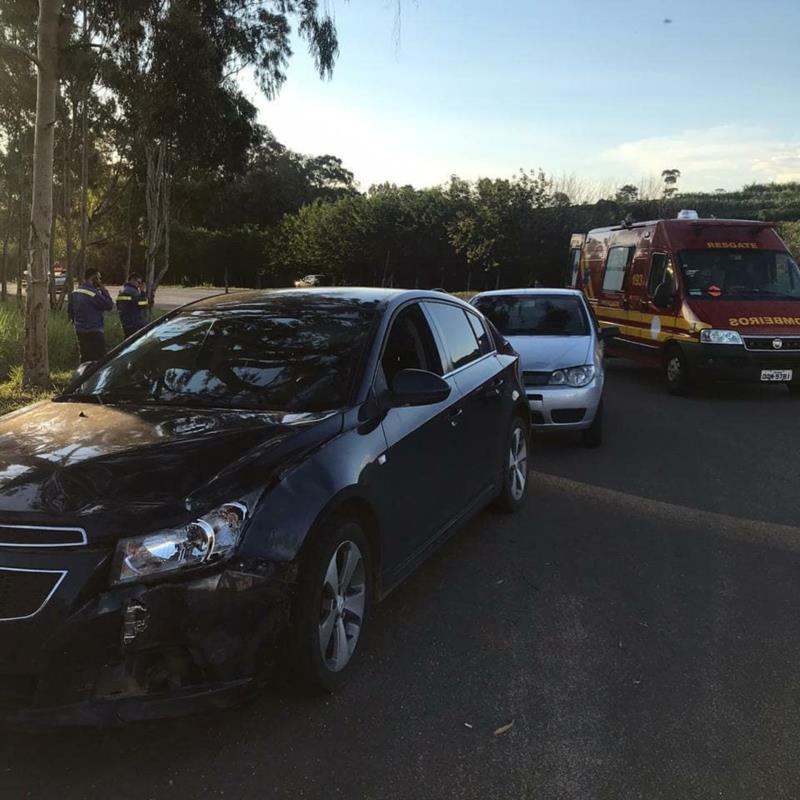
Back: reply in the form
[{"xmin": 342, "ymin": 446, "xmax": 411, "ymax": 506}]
[{"xmin": 761, "ymin": 369, "xmax": 793, "ymax": 382}]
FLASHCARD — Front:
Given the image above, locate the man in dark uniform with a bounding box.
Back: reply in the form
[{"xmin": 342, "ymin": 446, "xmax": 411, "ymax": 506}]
[
  {"xmin": 67, "ymin": 268, "xmax": 113, "ymax": 363},
  {"xmin": 116, "ymin": 272, "xmax": 149, "ymax": 339}
]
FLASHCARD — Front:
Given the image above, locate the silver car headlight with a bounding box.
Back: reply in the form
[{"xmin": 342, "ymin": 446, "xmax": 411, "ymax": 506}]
[
  {"xmin": 700, "ymin": 329, "xmax": 743, "ymax": 345},
  {"xmin": 549, "ymin": 365, "xmax": 596, "ymax": 388},
  {"xmin": 111, "ymin": 501, "xmax": 249, "ymax": 585}
]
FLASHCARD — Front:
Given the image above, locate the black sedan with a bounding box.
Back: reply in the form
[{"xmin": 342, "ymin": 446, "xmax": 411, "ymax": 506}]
[{"xmin": 0, "ymin": 288, "xmax": 530, "ymax": 724}]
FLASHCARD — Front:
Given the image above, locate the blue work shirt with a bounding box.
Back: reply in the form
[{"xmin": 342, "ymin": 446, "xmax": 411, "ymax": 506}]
[
  {"xmin": 116, "ymin": 282, "xmax": 148, "ymax": 332},
  {"xmin": 68, "ymin": 281, "xmax": 113, "ymax": 333}
]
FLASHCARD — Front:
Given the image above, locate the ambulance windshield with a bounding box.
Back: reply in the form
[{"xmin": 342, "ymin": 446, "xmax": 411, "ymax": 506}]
[{"xmin": 679, "ymin": 249, "xmax": 800, "ymax": 300}]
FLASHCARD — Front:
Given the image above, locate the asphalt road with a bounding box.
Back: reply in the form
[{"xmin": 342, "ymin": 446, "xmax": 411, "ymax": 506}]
[{"xmin": 3, "ymin": 360, "xmax": 800, "ymax": 799}]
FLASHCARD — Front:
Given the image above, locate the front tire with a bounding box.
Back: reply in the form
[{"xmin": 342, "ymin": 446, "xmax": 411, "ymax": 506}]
[
  {"xmin": 494, "ymin": 416, "xmax": 529, "ymax": 514},
  {"xmin": 289, "ymin": 518, "xmax": 372, "ymax": 694},
  {"xmin": 665, "ymin": 346, "xmax": 693, "ymax": 395}
]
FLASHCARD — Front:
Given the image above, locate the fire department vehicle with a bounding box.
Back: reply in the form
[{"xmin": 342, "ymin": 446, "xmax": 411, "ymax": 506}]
[{"xmin": 568, "ymin": 211, "xmax": 800, "ymax": 393}]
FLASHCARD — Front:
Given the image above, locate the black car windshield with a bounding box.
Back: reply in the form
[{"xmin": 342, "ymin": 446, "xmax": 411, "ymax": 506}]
[
  {"xmin": 679, "ymin": 249, "xmax": 800, "ymax": 300},
  {"xmin": 473, "ymin": 295, "xmax": 589, "ymax": 336},
  {"xmin": 66, "ymin": 307, "xmax": 378, "ymax": 412}
]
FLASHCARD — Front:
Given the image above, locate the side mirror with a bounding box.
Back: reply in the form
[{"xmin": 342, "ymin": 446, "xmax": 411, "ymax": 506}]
[
  {"xmin": 390, "ymin": 369, "xmax": 451, "ymax": 407},
  {"xmin": 75, "ymin": 361, "xmax": 97, "ymax": 378},
  {"xmin": 652, "ymin": 281, "xmax": 675, "ymax": 309},
  {"xmin": 599, "ymin": 326, "xmax": 620, "ymax": 341}
]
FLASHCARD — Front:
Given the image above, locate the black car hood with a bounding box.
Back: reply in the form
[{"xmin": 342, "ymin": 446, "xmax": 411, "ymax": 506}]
[{"xmin": 0, "ymin": 400, "xmax": 341, "ymax": 531}]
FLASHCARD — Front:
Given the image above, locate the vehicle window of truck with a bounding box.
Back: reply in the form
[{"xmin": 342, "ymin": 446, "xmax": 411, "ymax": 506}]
[
  {"xmin": 647, "ymin": 253, "xmax": 669, "ymax": 294},
  {"xmin": 424, "ymin": 302, "xmax": 482, "ymax": 371},
  {"xmin": 602, "ymin": 246, "xmax": 632, "ymax": 292},
  {"xmin": 568, "ymin": 248, "xmax": 581, "ymax": 287},
  {"xmin": 472, "ymin": 295, "xmax": 589, "ymax": 336},
  {"xmin": 679, "ymin": 249, "xmax": 800, "ymax": 300},
  {"xmin": 381, "ymin": 303, "xmax": 443, "ymax": 385},
  {"xmin": 466, "ymin": 311, "xmax": 493, "ymax": 354}
]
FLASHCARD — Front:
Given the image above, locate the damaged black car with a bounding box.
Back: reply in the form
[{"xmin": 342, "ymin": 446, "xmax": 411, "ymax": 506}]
[{"xmin": 0, "ymin": 288, "xmax": 529, "ymax": 725}]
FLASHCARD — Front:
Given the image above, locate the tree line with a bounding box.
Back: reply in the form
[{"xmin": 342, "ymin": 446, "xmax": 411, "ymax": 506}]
[{"xmin": 3, "ymin": 4, "xmax": 800, "ymax": 388}]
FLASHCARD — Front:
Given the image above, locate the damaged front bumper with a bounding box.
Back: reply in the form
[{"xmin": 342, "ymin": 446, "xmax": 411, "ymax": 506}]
[{"xmin": 0, "ymin": 557, "xmax": 297, "ymax": 727}]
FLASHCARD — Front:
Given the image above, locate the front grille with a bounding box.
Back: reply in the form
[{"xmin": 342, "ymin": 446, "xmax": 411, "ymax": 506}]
[
  {"xmin": 523, "ymin": 371, "xmax": 551, "ymax": 387},
  {"xmin": 551, "ymin": 408, "xmax": 586, "ymax": 424},
  {"xmin": 0, "ymin": 567, "xmax": 65, "ymax": 621},
  {"xmin": 0, "ymin": 524, "xmax": 86, "ymax": 548},
  {"xmin": 744, "ymin": 337, "xmax": 800, "ymax": 351}
]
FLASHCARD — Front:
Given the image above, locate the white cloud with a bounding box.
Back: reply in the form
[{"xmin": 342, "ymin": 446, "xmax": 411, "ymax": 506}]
[
  {"xmin": 243, "ymin": 75, "xmax": 562, "ymax": 188},
  {"xmin": 604, "ymin": 125, "xmax": 800, "ymax": 190}
]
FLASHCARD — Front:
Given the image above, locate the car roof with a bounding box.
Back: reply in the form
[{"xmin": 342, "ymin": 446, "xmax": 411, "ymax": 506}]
[
  {"xmin": 177, "ymin": 287, "xmax": 474, "ymax": 314},
  {"xmin": 472, "ymin": 288, "xmax": 583, "ymax": 298}
]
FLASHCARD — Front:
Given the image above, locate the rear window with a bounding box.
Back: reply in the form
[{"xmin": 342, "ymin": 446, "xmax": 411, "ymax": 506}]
[{"xmin": 472, "ymin": 295, "xmax": 589, "ymax": 336}]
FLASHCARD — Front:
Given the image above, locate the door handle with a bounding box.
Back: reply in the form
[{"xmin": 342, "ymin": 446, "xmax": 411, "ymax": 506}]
[
  {"xmin": 449, "ymin": 407, "xmax": 464, "ymax": 427},
  {"xmin": 483, "ymin": 377, "xmax": 504, "ymax": 398}
]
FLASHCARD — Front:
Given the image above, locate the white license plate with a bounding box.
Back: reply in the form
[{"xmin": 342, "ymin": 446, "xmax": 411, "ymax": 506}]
[{"xmin": 761, "ymin": 369, "xmax": 793, "ymax": 382}]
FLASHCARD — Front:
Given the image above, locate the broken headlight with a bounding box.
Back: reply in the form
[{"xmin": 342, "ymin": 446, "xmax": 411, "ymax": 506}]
[{"xmin": 111, "ymin": 501, "xmax": 249, "ymax": 585}]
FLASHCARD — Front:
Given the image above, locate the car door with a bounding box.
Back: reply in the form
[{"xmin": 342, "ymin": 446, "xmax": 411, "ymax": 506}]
[
  {"xmin": 376, "ymin": 302, "xmax": 466, "ymax": 571},
  {"xmin": 596, "ymin": 243, "xmax": 634, "ymax": 344},
  {"xmin": 423, "ymin": 300, "xmax": 506, "ymax": 504},
  {"xmin": 640, "ymin": 251, "xmax": 679, "ymax": 348}
]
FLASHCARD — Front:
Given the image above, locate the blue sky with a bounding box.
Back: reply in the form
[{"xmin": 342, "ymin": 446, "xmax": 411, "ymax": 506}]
[{"xmin": 240, "ymin": 0, "xmax": 800, "ymax": 193}]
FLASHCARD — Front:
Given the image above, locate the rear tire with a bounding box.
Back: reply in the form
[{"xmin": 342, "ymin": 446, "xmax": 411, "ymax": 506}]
[
  {"xmin": 289, "ymin": 518, "xmax": 372, "ymax": 694},
  {"xmin": 493, "ymin": 416, "xmax": 529, "ymax": 514},
  {"xmin": 580, "ymin": 400, "xmax": 603, "ymax": 447},
  {"xmin": 665, "ymin": 346, "xmax": 693, "ymax": 395}
]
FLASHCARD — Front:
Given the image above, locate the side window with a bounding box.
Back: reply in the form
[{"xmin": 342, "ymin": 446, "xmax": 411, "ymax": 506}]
[
  {"xmin": 380, "ymin": 304, "xmax": 443, "ymax": 388},
  {"xmin": 466, "ymin": 311, "xmax": 493, "ymax": 354},
  {"xmin": 568, "ymin": 248, "xmax": 582, "ymax": 287},
  {"xmin": 424, "ymin": 302, "xmax": 482, "ymax": 371},
  {"xmin": 647, "ymin": 253, "xmax": 668, "ymax": 295},
  {"xmin": 602, "ymin": 246, "xmax": 633, "ymax": 292}
]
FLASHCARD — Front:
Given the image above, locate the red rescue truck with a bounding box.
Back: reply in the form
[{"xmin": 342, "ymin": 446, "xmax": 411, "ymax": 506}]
[{"xmin": 568, "ymin": 211, "xmax": 800, "ymax": 393}]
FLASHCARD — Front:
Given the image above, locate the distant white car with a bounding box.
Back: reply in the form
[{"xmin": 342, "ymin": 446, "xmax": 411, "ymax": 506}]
[
  {"xmin": 471, "ymin": 288, "xmax": 618, "ymax": 446},
  {"xmin": 294, "ymin": 274, "xmax": 328, "ymax": 288},
  {"xmin": 21, "ymin": 266, "xmax": 66, "ymax": 290}
]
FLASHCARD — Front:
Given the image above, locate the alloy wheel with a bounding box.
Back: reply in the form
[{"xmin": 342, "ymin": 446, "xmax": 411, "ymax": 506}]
[
  {"xmin": 318, "ymin": 540, "xmax": 366, "ymax": 672},
  {"xmin": 509, "ymin": 426, "xmax": 528, "ymax": 501}
]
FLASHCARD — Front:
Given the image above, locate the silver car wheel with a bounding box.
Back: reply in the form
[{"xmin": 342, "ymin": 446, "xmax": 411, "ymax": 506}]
[
  {"xmin": 318, "ymin": 540, "xmax": 366, "ymax": 672},
  {"xmin": 509, "ymin": 426, "xmax": 528, "ymax": 501}
]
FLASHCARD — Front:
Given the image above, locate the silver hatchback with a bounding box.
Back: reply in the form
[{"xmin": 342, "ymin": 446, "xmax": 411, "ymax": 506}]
[{"xmin": 471, "ymin": 289, "xmax": 618, "ymax": 446}]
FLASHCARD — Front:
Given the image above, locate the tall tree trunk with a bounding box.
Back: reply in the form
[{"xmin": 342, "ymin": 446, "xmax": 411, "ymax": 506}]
[
  {"xmin": 144, "ymin": 141, "xmax": 166, "ymax": 306},
  {"xmin": 1, "ymin": 194, "xmax": 10, "ymax": 302},
  {"xmin": 59, "ymin": 113, "xmax": 73, "ymax": 310},
  {"xmin": 17, "ymin": 129, "xmax": 24, "ymax": 303},
  {"xmin": 76, "ymin": 85, "xmax": 89, "ymax": 278},
  {"xmin": 153, "ymin": 169, "xmax": 171, "ymax": 306},
  {"xmin": 23, "ymin": 0, "xmax": 64, "ymax": 389}
]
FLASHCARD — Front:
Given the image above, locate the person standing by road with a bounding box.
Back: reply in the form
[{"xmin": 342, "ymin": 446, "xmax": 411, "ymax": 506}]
[
  {"xmin": 67, "ymin": 268, "xmax": 113, "ymax": 363},
  {"xmin": 116, "ymin": 273, "xmax": 149, "ymax": 339}
]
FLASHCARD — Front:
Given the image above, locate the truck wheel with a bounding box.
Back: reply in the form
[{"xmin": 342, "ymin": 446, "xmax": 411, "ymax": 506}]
[
  {"xmin": 580, "ymin": 400, "xmax": 603, "ymax": 447},
  {"xmin": 289, "ymin": 517, "xmax": 372, "ymax": 694},
  {"xmin": 665, "ymin": 346, "xmax": 692, "ymax": 395}
]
